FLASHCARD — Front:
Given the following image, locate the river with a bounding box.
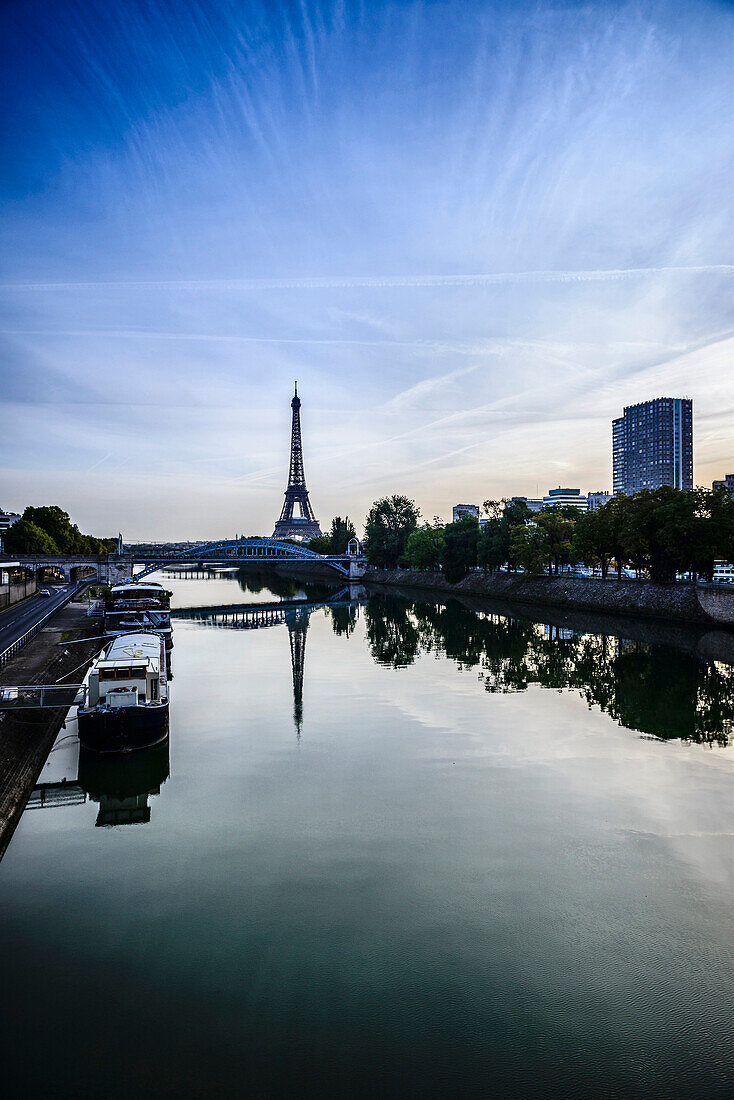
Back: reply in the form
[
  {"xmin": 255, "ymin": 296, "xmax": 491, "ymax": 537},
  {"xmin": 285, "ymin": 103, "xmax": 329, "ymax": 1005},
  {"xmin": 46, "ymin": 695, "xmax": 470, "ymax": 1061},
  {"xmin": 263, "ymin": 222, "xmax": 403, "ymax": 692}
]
[{"xmin": 1, "ymin": 570, "xmax": 733, "ymax": 1097}]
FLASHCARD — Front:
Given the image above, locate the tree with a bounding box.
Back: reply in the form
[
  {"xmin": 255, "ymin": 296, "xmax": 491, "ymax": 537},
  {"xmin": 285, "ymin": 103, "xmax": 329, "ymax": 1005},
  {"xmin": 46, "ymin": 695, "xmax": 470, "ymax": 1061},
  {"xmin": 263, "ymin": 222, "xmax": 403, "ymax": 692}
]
[
  {"xmin": 482, "ymin": 499, "xmax": 505, "ymax": 519},
  {"xmin": 5, "ymin": 519, "xmax": 59, "ymax": 554},
  {"xmin": 503, "ymin": 498, "xmax": 534, "ymax": 571},
  {"xmin": 307, "ymin": 535, "xmax": 332, "ymax": 555},
  {"xmin": 404, "ymin": 520, "xmax": 445, "ymax": 571},
  {"xmin": 6, "ymin": 505, "xmax": 116, "ymax": 556},
  {"xmin": 601, "ymin": 495, "xmax": 630, "ymax": 579},
  {"xmin": 535, "ymin": 509, "xmax": 577, "ymax": 575},
  {"xmin": 328, "ymin": 515, "xmax": 357, "ymax": 555},
  {"xmin": 509, "ymin": 523, "xmax": 548, "ymax": 575},
  {"xmin": 620, "ymin": 488, "xmax": 682, "ymax": 583},
  {"xmin": 440, "ymin": 515, "xmax": 479, "ymax": 582},
  {"xmin": 363, "ymin": 496, "xmax": 420, "ymax": 568},
  {"xmin": 573, "ymin": 510, "xmax": 606, "ymax": 576},
  {"xmin": 22, "ymin": 506, "xmax": 77, "ymax": 551},
  {"xmin": 477, "ymin": 517, "xmax": 507, "ymax": 572}
]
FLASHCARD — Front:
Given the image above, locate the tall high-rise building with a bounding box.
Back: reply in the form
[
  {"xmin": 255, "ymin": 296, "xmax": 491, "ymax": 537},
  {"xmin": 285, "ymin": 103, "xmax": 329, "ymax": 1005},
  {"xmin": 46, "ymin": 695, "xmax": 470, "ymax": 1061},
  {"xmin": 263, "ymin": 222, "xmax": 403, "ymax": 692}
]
[{"xmin": 612, "ymin": 398, "xmax": 693, "ymax": 495}]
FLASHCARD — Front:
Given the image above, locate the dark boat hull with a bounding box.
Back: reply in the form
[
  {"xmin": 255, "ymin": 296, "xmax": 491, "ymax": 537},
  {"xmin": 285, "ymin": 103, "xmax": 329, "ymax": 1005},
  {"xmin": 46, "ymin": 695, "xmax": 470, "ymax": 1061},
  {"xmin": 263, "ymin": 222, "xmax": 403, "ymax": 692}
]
[{"xmin": 78, "ymin": 702, "xmax": 169, "ymax": 753}]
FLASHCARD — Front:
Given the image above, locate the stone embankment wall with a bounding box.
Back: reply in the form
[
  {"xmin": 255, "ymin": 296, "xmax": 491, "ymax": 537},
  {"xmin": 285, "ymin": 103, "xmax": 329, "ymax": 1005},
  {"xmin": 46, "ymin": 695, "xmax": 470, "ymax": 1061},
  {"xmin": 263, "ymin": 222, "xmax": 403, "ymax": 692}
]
[
  {"xmin": 366, "ymin": 570, "xmax": 734, "ymax": 628},
  {"xmin": 0, "ymin": 578, "xmax": 37, "ymax": 611}
]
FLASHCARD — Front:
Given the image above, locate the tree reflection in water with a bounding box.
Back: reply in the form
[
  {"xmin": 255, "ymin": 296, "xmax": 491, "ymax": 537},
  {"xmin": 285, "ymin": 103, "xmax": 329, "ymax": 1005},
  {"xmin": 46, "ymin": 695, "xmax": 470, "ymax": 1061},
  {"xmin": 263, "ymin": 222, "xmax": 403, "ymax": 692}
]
[{"xmin": 363, "ymin": 596, "xmax": 734, "ymax": 747}]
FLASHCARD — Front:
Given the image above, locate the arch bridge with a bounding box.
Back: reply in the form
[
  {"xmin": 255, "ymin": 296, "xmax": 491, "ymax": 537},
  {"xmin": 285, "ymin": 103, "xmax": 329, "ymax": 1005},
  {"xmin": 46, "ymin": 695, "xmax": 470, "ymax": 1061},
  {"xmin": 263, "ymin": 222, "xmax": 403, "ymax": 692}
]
[
  {"xmin": 0, "ymin": 553, "xmax": 133, "ymax": 585},
  {"xmin": 0, "ymin": 538, "xmax": 366, "ymax": 586},
  {"xmin": 132, "ymin": 537, "xmax": 362, "ymax": 581}
]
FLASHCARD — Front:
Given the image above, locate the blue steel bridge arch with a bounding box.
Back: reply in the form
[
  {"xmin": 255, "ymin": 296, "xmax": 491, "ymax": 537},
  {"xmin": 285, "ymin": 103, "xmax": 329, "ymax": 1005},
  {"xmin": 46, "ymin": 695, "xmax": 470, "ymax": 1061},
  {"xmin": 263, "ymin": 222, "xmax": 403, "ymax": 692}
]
[{"xmin": 131, "ymin": 537, "xmax": 350, "ymax": 581}]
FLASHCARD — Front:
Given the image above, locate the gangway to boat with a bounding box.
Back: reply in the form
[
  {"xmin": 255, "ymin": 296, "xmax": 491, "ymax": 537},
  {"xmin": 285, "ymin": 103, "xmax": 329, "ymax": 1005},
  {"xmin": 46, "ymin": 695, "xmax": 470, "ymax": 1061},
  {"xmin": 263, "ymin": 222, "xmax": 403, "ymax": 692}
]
[{"xmin": 0, "ymin": 684, "xmax": 86, "ymax": 710}]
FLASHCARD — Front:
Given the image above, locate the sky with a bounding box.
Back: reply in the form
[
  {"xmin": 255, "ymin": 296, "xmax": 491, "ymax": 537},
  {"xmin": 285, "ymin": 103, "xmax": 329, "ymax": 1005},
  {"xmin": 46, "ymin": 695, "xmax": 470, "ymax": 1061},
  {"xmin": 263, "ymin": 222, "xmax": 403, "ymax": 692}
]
[{"xmin": 1, "ymin": 0, "xmax": 733, "ymax": 540}]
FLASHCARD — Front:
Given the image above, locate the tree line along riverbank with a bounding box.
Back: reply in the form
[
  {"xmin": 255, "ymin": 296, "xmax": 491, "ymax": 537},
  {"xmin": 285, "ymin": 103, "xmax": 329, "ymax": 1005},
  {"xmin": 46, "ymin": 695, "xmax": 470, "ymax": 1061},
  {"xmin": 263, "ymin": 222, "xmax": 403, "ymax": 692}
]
[{"xmin": 354, "ymin": 488, "xmax": 734, "ymax": 585}]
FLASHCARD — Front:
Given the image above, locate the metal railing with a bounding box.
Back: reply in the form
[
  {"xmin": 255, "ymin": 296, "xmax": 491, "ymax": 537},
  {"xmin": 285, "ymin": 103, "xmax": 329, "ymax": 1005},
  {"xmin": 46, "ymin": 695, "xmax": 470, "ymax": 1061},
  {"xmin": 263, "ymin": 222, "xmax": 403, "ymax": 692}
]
[{"xmin": 0, "ymin": 684, "xmax": 86, "ymax": 710}]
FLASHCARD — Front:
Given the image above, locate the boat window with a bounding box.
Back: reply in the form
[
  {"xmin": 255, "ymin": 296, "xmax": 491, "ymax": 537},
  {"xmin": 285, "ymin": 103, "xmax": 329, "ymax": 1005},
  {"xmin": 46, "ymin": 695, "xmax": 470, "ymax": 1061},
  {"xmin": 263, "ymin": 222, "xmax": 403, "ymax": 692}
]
[{"xmin": 100, "ymin": 666, "xmax": 147, "ymax": 680}]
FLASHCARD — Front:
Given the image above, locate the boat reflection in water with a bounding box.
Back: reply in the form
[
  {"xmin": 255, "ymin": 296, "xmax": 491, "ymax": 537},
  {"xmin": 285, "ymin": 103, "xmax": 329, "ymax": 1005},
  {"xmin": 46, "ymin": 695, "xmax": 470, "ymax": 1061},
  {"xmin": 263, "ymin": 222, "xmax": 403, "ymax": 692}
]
[{"xmin": 78, "ymin": 739, "xmax": 170, "ymax": 828}]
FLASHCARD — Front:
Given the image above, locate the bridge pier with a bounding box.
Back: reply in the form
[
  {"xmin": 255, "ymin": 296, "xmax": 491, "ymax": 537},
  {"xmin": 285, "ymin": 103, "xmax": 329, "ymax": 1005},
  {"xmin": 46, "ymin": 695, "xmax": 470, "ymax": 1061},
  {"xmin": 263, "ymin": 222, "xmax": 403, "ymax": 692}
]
[
  {"xmin": 349, "ymin": 557, "xmax": 368, "ymax": 580},
  {"xmin": 105, "ymin": 558, "xmax": 134, "ymax": 584}
]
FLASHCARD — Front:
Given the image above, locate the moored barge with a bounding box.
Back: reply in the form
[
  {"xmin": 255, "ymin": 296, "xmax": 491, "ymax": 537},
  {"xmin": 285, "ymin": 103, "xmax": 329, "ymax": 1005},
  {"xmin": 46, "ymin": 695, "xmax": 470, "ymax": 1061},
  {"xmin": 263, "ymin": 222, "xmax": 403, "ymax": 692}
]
[
  {"xmin": 103, "ymin": 581, "xmax": 172, "ymax": 644},
  {"xmin": 78, "ymin": 632, "xmax": 169, "ymax": 753}
]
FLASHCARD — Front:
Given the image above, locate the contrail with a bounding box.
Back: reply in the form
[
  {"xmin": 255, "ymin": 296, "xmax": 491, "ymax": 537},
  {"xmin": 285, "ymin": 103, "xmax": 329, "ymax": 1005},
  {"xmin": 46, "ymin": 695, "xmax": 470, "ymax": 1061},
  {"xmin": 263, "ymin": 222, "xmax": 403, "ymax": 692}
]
[{"xmin": 2, "ymin": 265, "xmax": 733, "ymax": 292}]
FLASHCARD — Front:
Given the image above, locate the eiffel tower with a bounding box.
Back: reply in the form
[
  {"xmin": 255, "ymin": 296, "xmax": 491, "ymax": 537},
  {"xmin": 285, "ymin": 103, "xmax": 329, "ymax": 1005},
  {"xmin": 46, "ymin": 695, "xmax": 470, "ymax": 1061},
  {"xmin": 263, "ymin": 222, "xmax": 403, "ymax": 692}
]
[{"xmin": 272, "ymin": 383, "xmax": 322, "ymax": 541}]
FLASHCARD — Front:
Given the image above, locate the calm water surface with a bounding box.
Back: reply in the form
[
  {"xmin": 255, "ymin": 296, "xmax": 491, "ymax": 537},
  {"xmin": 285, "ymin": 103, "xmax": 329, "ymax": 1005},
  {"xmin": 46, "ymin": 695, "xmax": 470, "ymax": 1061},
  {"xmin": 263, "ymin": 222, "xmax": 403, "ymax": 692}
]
[{"xmin": 1, "ymin": 572, "xmax": 733, "ymax": 1098}]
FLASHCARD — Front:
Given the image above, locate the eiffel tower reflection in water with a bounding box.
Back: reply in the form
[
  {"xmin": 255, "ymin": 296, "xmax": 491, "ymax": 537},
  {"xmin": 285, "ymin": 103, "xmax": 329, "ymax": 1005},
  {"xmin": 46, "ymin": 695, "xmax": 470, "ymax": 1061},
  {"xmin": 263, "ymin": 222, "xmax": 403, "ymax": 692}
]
[
  {"xmin": 171, "ymin": 589, "xmax": 359, "ymax": 737},
  {"xmin": 287, "ymin": 606, "xmax": 309, "ymax": 738}
]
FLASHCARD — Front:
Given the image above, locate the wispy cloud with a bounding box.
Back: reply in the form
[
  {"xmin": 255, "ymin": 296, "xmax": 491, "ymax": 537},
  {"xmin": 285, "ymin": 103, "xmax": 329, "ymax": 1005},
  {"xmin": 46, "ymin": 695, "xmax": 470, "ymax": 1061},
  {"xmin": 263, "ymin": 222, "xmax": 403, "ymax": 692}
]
[
  {"xmin": 2, "ymin": 0, "xmax": 734, "ymax": 536},
  {"xmin": 3, "ymin": 265, "xmax": 734, "ymax": 293}
]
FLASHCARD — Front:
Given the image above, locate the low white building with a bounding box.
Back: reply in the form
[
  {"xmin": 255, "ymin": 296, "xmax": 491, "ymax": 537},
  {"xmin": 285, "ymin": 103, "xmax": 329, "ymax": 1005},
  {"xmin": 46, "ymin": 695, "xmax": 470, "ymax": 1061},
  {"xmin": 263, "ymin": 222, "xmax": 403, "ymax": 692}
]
[
  {"xmin": 0, "ymin": 508, "xmax": 21, "ymax": 533},
  {"xmin": 543, "ymin": 488, "xmax": 587, "ymax": 511},
  {"xmin": 0, "ymin": 508, "xmax": 20, "ymax": 552},
  {"xmin": 587, "ymin": 491, "xmax": 611, "ymax": 511},
  {"xmin": 712, "ymin": 474, "xmax": 734, "ymax": 498},
  {"xmin": 452, "ymin": 504, "xmax": 480, "ymax": 523},
  {"xmin": 713, "ymin": 561, "xmax": 734, "ymax": 583},
  {"xmin": 507, "ymin": 496, "xmax": 544, "ymax": 514}
]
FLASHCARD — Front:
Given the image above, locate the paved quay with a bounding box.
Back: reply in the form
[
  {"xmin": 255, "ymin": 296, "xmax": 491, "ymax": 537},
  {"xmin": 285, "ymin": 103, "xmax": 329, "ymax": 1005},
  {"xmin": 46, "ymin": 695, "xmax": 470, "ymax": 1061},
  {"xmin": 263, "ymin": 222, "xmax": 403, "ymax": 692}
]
[{"xmin": 0, "ymin": 598, "xmax": 102, "ymax": 861}]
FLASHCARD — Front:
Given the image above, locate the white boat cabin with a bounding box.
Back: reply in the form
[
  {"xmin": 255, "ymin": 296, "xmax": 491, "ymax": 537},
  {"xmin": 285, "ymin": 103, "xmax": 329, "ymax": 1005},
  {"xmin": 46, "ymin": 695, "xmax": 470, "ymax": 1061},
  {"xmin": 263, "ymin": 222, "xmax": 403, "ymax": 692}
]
[
  {"xmin": 88, "ymin": 634, "xmax": 164, "ymax": 708},
  {"xmin": 110, "ymin": 582, "xmax": 167, "ymax": 604}
]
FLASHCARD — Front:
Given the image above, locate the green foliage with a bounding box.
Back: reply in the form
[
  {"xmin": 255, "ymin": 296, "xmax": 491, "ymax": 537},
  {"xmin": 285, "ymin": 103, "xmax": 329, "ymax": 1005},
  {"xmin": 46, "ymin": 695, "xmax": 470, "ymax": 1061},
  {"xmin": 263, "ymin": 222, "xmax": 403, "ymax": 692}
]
[
  {"xmin": 5, "ymin": 506, "xmax": 115, "ymax": 555},
  {"xmin": 481, "ymin": 499, "xmax": 504, "ymax": 519},
  {"xmin": 509, "ymin": 523, "xmax": 548, "ymax": 575},
  {"xmin": 328, "ymin": 515, "xmax": 357, "ymax": 554},
  {"xmin": 567, "ymin": 487, "xmax": 734, "ymax": 583},
  {"xmin": 440, "ymin": 515, "xmax": 479, "ymax": 583},
  {"xmin": 535, "ymin": 509, "xmax": 577, "ymax": 575},
  {"xmin": 573, "ymin": 508, "xmax": 612, "ymax": 577},
  {"xmin": 365, "ymin": 486, "xmax": 734, "ymax": 584},
  {"xmin": 363, "ymin": 495, "xmax": 420, "ymax": 568},
  {"xmin": 404, "ymin": 519, "xmax": 445, "ymax": 571},
  {"xmin": 307, "ymin": 535, "xmax": 333, "ymax": 555},
  {"xmin": 5, "ymin": 519, "xmax": 59, "ymax": 554},
  {"xmin": 503, "ymin": 498, "xmax": 534, "ymax": 527},
  {"xmin": 477, "ymin": 517, "xmax": 506, "ymax": 572},
  {"xmin": 308, "ymin": 517, "xmax": 356, "ymax": 556}
]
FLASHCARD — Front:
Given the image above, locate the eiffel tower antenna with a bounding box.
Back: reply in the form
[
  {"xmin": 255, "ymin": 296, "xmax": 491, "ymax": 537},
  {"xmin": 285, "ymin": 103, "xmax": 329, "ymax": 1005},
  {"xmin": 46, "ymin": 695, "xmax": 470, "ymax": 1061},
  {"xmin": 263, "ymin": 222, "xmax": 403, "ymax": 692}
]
[{"xmin": 272, "ymin": 383, "xmax": 322, "ymax": 540}]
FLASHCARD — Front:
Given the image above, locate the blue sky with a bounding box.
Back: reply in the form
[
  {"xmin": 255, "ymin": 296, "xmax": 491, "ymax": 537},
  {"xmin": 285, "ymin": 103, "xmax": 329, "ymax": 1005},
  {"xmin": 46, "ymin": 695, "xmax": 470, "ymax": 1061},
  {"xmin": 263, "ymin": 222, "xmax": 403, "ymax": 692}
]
[{"xmin": 1, "ymin": 0, "xmax": 733, "ymax": 538}]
